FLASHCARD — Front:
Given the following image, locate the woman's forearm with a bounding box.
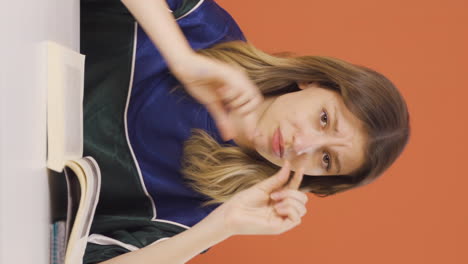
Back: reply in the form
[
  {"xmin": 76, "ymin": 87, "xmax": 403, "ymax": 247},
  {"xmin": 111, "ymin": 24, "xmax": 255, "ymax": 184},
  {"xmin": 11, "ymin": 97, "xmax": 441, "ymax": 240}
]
[
  {"xmin": 120, "ymin": 0, "xmax": 194, "ymax": 69},
  {"xmin": 99, "ymin": 210, "xmax": 232, "ymax": 264}
]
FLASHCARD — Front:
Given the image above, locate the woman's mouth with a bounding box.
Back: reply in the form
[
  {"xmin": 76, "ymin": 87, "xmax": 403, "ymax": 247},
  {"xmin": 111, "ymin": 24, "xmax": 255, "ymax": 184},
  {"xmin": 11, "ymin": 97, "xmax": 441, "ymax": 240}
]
[{"xmin": 272, "ymin": 127, "xmax": 284, "ymax": 159}]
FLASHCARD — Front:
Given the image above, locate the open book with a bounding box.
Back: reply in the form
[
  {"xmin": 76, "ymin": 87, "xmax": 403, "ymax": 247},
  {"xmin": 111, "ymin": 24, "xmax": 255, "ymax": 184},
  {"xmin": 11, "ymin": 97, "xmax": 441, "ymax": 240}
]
[{"xmin": 45, "ymin": 41, "xmax": 101, "ymax": 264}]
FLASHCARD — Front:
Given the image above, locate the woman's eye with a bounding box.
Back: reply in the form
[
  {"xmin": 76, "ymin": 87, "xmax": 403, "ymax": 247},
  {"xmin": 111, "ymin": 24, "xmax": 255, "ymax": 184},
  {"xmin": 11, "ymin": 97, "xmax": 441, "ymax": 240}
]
[
  {"xmin": 322, "ymin": 152, "xmax": 331, "ymax": 171},
  {"xmin": 320, "ymin": 109, "xmax": 328, "ymax": 128}
]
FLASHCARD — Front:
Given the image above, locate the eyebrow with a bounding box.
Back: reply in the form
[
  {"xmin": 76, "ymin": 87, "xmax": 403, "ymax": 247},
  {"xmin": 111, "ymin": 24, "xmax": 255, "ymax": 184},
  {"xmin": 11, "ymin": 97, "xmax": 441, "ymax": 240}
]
[
  {"xmin": 333, "ymin": 105, "xmax": 338, "ymax": 133},
  {"xmin": 333, "ymin": 150, "xmax": 342, "ymax": 174},
  {"xmin": 332, "ymin": 105, "xmax": 342, "ymax": 174}
]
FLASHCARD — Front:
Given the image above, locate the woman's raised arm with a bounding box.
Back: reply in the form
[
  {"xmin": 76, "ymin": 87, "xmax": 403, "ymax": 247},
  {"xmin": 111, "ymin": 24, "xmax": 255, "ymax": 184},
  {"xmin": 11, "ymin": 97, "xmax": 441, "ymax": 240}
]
[
  {"xmin": 120, "ymin": 0, "xmax": 193, "ymax": 68},
  {"xmin": 120, "ymin": 0, "xmax": 263, "ymax": 142}
]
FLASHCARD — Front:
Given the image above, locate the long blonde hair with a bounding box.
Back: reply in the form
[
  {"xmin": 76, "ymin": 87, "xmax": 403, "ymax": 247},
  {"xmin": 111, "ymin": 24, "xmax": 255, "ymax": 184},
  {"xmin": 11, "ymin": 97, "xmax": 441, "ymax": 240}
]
[{"xmin": 179, "ymin": 41, "xmax": 410, "ymax": 206}]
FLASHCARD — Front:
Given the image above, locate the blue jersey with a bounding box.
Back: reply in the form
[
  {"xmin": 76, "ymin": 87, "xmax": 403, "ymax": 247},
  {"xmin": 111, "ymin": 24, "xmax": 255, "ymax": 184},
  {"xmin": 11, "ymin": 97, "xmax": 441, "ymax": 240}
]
[
  {"xmin": 80, "ymin": 0, "xmax": 246, "ymax": 262},
  {"xmin": 128, "ymin": 0, "xmax": 245, "ymax": 227}
]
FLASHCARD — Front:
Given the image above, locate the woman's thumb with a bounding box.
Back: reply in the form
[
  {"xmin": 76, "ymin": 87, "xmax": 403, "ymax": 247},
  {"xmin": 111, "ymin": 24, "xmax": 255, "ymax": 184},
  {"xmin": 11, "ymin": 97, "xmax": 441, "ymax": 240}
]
[{"xmin": 256, "ymin": 161, "xmax": 291, "ymax": 193}]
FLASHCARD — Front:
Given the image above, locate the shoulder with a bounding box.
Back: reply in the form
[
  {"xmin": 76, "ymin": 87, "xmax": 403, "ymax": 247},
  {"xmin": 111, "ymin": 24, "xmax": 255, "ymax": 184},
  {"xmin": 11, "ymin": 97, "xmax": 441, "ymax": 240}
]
[
  {"xmin": 166, "ymin": 0, "xmax": 205, "ymax": 20},
  {"xmin": 172, "ymin": 0, "xmax": 247, "ymax": 44},
  {"xmin": 83, "ymin": 216, "xmax": 190, "ymax": 264}
]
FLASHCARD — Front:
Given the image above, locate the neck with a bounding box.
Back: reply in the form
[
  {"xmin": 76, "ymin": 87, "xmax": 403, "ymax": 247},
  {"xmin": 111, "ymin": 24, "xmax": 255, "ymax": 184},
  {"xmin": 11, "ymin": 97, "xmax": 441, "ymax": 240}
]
[{"xmin": 232, "ymin": 95, "xmax": 278, "ymax": 150}]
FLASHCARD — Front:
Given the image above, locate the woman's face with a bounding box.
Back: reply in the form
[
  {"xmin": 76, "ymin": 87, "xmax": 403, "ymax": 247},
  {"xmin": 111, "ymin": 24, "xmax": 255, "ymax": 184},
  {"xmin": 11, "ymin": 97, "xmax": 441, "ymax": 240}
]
[{"xmin": 252, "ymin": 82, "xmax": 367, "ymax": 176}]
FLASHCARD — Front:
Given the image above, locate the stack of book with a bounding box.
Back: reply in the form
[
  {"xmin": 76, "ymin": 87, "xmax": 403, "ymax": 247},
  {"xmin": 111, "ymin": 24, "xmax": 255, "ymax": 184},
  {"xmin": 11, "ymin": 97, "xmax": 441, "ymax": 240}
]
[{"xmin": 45, "ymin": 41, "xmax": 101, "ymax": 264}]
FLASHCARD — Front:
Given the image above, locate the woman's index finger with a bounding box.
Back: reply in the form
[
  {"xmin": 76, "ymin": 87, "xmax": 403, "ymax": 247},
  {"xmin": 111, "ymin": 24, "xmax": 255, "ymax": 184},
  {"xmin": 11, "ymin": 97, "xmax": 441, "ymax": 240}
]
[
  {"xmin": 288, "ymin": 167, "xmax": 304, "ymax": 190},
  {"xmin": 287, "ymin": 154, "xmax": 308, "ymax": 189}
]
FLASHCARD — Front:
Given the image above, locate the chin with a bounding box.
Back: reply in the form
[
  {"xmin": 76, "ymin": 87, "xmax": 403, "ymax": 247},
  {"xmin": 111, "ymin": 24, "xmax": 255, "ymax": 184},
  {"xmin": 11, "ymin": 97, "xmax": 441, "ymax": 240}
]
[{"xmin": 255, "ymin": 148, "xmax": 282, "ymax": 167}]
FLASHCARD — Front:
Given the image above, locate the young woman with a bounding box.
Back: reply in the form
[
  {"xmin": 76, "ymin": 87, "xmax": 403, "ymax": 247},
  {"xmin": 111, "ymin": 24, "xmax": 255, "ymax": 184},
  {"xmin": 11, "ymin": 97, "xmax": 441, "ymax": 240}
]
[{"xmin": 80, "ymin": 0, "xmax": 410, "ymax": 263}]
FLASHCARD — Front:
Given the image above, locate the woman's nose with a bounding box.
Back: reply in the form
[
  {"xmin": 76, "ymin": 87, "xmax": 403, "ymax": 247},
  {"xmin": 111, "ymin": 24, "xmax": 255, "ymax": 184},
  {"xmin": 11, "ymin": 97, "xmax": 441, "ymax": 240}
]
[{"xmin": 292, "ymin": 132, "xmax": 351, "ymax": 155}]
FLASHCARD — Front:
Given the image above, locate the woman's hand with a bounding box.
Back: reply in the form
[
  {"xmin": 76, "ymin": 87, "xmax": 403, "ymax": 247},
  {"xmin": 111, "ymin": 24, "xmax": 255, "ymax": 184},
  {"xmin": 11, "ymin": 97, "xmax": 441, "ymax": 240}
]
[
  {"xmin": 170, "ymin": 52, "xmax": 264, "ymax": 142},
  {"xmin": 208, "ymin": 161, "xmax": 309, "ymax": 236},
  {"xmin": 122, "ymin": 0, "xmax": 262, "ymax": 142}
]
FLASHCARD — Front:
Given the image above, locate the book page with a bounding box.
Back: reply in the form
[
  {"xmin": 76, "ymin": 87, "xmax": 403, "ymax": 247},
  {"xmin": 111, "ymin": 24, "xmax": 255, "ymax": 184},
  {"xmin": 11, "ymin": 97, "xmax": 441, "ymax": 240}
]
[{"xmin": 45, "ymin": 41, "xmax": 85, "ymax": 172}]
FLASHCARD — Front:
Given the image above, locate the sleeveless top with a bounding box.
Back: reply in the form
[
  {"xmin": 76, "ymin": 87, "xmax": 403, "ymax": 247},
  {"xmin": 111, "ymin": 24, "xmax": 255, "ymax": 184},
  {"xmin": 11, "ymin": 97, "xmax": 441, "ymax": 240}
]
[{"xmin": 81, "ymin": 0, "xmax": 246, "ymax": 262}]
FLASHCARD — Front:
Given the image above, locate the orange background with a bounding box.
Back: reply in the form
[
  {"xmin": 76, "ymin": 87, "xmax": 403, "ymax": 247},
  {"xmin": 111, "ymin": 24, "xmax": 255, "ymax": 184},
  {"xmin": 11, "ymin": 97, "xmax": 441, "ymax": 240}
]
[{"xmin": 190, "ymin": 0, "xmax": 468, "ymax": 263}]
